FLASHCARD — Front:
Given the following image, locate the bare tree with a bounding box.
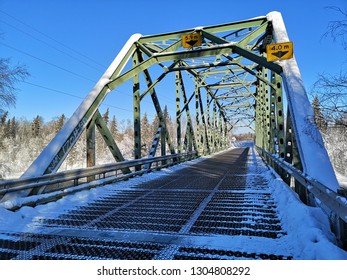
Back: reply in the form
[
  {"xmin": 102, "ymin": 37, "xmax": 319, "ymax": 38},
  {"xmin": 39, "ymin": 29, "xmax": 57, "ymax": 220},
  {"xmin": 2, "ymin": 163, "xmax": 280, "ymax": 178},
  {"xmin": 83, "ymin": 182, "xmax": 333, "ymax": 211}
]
[
  {"xmin": 0, "ymin": 58, "xmax": 29, "ymax": 114},
  {"xmin": 323, "ymin": 6, "xmax": 347, "ymax": 50},
  {"xmin": 313, "ymin": 72, "xmax": 347, "ymax": 126},
  {"xmin": 313, "ymin": 6, "xmax": 347, "ymax": 126}
]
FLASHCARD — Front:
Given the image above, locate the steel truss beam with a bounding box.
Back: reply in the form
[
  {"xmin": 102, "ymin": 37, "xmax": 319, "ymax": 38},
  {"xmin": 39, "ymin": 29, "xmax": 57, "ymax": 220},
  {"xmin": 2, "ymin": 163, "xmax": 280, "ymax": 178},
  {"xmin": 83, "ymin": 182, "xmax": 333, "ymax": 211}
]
[{"xmin": 4, "ymin": 11, "xmax": 338, "ymax": 211}]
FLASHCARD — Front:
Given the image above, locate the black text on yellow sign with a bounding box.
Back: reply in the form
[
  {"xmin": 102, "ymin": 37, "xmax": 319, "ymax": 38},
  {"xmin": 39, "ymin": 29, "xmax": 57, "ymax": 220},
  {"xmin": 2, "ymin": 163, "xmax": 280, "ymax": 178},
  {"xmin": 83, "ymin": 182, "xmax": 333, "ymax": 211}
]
[
  {"xmin": 266, "ymin": 42, "xmax": 293, "ymax": 62},
  {"xmin": 182, "ymin": 33, "xmax": 202, "ymax": 48}
]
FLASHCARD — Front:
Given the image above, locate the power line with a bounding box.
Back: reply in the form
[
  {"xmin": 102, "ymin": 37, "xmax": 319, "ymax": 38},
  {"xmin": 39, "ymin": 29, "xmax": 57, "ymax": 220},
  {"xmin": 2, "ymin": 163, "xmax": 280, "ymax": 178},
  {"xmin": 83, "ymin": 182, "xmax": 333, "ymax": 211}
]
[
  {"xmin": 1, "ymin": 33, "xmax": 174, "ymax": 109},
  {"xmin": 23, "ymin": 81, "xmax": 134, "ymax": 113},
  {"xmin": 22, "ymin": 80, "xmax": 157, "ymax": 118},
  {"xmin": 0, "ymin": 9, "xmax": 106, "ymax": 69},
  {"xmin": 0, "ymin": 19, "xmax": 104, "ymax": 72},
  {"xmin": 23, "ymin": 81, "xmax": 85, "ymax": 100},
  {"xmin": 3, "ymin": 45, "xmax": 172, "ymax": 119},
  {"xmin": 1, "ymin": 41, "xmax": 97, "ymax": 83}
]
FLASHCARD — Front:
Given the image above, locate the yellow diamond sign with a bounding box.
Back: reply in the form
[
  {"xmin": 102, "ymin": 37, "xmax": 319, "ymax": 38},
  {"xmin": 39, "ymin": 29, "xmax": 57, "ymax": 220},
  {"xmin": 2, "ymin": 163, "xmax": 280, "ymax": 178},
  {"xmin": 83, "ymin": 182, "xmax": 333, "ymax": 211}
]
[
  {"xmin": 182, "ymin": 33, "xmax": 202, "ymax": 48},
  {"xmin": 266, "ymin": 42, "xmax": 293, "ymax": 62}
]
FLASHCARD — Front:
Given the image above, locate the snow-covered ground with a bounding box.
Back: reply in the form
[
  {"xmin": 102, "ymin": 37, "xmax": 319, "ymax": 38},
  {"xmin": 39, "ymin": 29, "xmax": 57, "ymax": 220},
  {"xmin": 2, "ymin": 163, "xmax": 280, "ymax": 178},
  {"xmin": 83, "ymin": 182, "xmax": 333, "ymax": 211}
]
[{"xmin": 0, "ymin": 146, "xmax": 346, "ymax": 260}]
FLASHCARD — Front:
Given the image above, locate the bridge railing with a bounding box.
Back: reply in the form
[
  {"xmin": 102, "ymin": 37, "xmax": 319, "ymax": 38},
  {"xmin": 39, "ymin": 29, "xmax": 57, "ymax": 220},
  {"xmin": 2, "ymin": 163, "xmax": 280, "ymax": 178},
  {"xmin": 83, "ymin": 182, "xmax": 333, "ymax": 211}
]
[
  {"xmin": 0, "ymin": 152, "xmax": 198, "ymax": 210},
  {"xmin": 256, "ymin": 146, "xmax": 347, "ymax": 249}
]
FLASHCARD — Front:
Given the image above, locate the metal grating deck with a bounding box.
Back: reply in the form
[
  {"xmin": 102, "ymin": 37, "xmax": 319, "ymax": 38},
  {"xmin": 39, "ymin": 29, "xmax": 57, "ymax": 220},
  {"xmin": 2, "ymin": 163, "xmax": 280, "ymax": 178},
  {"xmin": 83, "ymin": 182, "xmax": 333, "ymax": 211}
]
[{"xmin": 0, "ymin": 147, "xmax": 294, "ymax": 260}]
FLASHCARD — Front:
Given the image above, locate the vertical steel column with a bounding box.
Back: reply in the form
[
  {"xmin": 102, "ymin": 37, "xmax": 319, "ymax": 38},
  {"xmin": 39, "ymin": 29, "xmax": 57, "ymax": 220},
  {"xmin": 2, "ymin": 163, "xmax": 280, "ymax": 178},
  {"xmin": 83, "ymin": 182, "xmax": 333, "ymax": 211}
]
[
  {"xmin": 259, "ymin": 69, "xmax": 268, "ymax": 152},
  {"xmin": 212, "ymin": 99, "xmax": 217, "ymax": 152},
  {"xmin": 271, "ymin": 71, "xmax": 285, "ymax": 158},
  {"xmin": 283, "ymin": 110, "xmax": 294, "ymax": 185},
  {"xmin": 206, "ymin": 93, "xmax": 212, "ymax": 152},
  {"xmin": 263, "ymin": 69, "xmax": 271, "ymax": 152},
  {"xmin": 133, "ymin": 51, "xmax": 141, "ymax": 170},
  {"xmin": 220, "ymin": 118, "xmax": 224, "ymax": 149},
  {"xmin": 269, "ymin": 71, "xmax": 277, "ymax": 155},
  {"xmin": 285, "ymin": 108, "xmax": 302, "ymax": 170},
  {"xmin": 198, "ymin": 92, "xmax": 210, "ymax": 154},
  {"xmin": 195, "ymin": 81, "xmax": 201, "ymax": 153},
  {"xmin": 223, "ymin": 117, "xmax": 226, "ymax": 149},
  {"xmin": 218, "ymin": 114, "xmax": 223, "ymax": 151},
  {"xmin": 176, "ymin": 72, "xmax": 182, "ymax": 154},
  {"xmin": 255, "ymin": 80, "xmax": 262, "ymax": 148},
  {"xmin": 215, "ymin": 112, "xmax": 219, "ymax": 151},
  {"xmin": 256, "ymin": 67, "xmax": 267, "ymax": 151},
  {"xmin": 161, "ymin": 118, "xmax": 166, "ymax": 160},
  {"xmin": 224, "ymin": 118, "xmax": 228, "ymax": 149},
  {"xmin": 221, "ymin": 118, "xmax": 225, "ymax": 149},
  {"xmin": 284, "ymin": 108, "xmax": 294, "ymax": 165},
  {"xmin": 86, "ymin": 120, "xmax": 96, "ymax": 182}
]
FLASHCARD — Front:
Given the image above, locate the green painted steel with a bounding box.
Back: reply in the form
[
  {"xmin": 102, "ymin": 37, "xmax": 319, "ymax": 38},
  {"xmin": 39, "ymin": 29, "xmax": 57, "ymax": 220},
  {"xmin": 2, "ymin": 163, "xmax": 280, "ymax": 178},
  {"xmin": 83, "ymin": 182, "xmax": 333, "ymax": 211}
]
[
  {"xmin": 133, "ymin": 51, "xmax": 141, "ymax": 168},
  {"xmin": 93, "ymin": 111, "xmax": 130, "ymax": 174},
  {"xmin": 10, "ymin": 12, "xmax": 338, "ymax": 212},
  {"xmin": 270, "ymin": 71, "xmax": 285, "ymax": 157},
  {"xmin": 177, "ymin": 71, "xmax": 198, "ymax": 153},
  {"xmin": 175, "ymin": 71, "xmax": 182, "ymax": 154},
  {"xmin": 86, "ymin": 120, "xmax": 96, "ymax": 169},
  {"xmin": 195, "ymin": 80, "xmax": 201, "ymax": 152}
]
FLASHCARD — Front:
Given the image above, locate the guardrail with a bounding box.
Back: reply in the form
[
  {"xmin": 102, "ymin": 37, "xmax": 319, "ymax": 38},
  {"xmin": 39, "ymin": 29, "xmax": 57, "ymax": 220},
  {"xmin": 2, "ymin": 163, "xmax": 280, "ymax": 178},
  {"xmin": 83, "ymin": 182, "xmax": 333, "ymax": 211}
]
[
  {"xmin": 0, "ymin": 152, "xmax": 198, "ymax": 210},
  {"xmin": 256, "ymin": 146, "xmax": 347, "ymax": 249}
]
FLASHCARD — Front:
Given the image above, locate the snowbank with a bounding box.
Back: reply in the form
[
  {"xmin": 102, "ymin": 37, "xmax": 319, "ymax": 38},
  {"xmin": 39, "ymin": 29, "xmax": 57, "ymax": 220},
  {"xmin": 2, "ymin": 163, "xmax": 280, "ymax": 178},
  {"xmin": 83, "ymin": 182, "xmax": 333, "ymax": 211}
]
[{"xmin": 269, "ymin": 173, "xmax": 347, "ymax": 259}]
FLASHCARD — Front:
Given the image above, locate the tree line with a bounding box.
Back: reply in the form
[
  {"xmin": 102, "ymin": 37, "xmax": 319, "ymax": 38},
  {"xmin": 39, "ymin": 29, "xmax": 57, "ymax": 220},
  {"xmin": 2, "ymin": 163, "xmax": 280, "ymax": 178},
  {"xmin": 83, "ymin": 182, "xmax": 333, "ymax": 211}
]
[
  {"xmin": 0, "ymin": 107, "xmax": 176, "ymax": 179},
  {"xmin": 1, "ymin": 6, "xmax": 345, "ymax": 179},
  {"xmin": 311, "ymin": 7, "xmax": 347, "ymax": 177},
  {"xmin": 312, "ymin": 95, "xmax": 347, "ymax": 177}
]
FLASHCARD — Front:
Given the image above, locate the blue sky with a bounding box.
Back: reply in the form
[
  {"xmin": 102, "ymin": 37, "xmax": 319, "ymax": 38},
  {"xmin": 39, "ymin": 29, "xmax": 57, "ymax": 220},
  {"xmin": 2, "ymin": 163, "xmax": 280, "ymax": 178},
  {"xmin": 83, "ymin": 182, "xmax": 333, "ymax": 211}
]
[{"xmin": 0, "ymin": 0, "xmax": 346, "ymax": 123}]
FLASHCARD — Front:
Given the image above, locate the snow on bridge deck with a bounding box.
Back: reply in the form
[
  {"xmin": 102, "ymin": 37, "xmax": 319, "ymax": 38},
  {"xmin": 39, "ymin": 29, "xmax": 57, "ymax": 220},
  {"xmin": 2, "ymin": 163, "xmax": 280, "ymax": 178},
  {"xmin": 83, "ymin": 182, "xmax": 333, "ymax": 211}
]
[{"xmin": 0, "ymin": 146, "xmax": 346, "ymax": 260}]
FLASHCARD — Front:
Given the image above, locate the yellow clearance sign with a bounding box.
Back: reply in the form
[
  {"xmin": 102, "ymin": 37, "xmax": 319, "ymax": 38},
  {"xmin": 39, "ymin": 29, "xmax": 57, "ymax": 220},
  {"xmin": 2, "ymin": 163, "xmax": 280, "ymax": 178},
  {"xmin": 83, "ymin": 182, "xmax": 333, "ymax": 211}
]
[
  {"xmin": 182, "ymin": 33, "xmax": 202, "ymax": 48},
  {"xmin": 266, "ymin": 42, "xmax": 293, "ymax": 62}
]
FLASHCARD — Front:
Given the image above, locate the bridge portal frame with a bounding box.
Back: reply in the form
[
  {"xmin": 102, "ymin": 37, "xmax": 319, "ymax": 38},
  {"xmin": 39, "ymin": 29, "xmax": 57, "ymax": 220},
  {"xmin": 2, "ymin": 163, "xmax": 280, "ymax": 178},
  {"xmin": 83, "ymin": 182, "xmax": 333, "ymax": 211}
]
[{"xmin": 2, "ymin": 12, "xmax": 342, "ymax": 234}]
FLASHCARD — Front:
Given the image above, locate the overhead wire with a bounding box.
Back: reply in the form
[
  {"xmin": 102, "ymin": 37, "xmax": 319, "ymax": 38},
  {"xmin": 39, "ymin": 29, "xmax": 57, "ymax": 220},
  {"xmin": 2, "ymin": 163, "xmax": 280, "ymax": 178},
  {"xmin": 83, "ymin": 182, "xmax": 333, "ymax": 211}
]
[
  {"xmin": 22, "ymin": 81, "xmax": 157, "ymax": 118},
  {"xmin": 1, "ymin": 41, "xmax": 97, "ymax": 83},
  {"xmin": 0, "ymin": 15, "xmax": 174, "ymax": 110},
  {"xmin": 0, "ymin": 19, "xmax": 104, "ymax": 72},
  {"xmin": 0, "ymin": 9, "xmax": 185, "ymax": 120},
  {"xmin": 0, "ymin": 9, "xmax": 106, "ymax": 69}
]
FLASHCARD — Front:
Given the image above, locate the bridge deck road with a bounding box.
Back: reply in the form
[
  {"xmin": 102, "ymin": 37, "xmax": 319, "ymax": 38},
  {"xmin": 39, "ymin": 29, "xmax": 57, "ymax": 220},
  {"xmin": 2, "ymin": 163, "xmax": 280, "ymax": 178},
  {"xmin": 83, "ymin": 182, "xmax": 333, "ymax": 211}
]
[{"xmin": 0, "ymin": 147, "xmax": 296, "ymax": 260}]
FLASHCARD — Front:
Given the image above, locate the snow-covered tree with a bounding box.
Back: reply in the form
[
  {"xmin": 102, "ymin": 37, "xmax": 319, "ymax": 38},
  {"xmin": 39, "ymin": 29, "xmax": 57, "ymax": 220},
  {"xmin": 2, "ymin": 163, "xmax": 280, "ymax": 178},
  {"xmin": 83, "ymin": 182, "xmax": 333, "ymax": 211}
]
[
  {"xmin": 313, "ymin": 6, "xmax": 347, "ymax": 177},
  {"xmin": 109, "ymin": 115, "xmax": 121, "ymax": 142},
  {"xmin": 102, "ymin": 108, "xmax": 110, "ymax": 125},
  {"xmin": 314, "ymin": 6, "xmax": 347, "ymax": 126},
  {"xmin": 141, "ymin": 112, "xmax": 152, "ymax": 155},
  {"xmin": 31, "ymin": 115, "xmax": 43, "ymax": 137},
  {"xmin": 55, "ymin": 114, "xmax": 66, "ymax": 133},
  {"xmin": 312, "ymin": 95, "xmax": 327, "ymax": 131}
]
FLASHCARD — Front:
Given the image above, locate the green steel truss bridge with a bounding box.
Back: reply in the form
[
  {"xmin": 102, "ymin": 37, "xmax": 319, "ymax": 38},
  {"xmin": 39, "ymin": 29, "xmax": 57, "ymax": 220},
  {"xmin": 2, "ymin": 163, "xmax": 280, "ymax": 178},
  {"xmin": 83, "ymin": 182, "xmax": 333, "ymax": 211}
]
[{"xmin": 0, "ymin": 12, "xmax": 346, "ymax": 259}]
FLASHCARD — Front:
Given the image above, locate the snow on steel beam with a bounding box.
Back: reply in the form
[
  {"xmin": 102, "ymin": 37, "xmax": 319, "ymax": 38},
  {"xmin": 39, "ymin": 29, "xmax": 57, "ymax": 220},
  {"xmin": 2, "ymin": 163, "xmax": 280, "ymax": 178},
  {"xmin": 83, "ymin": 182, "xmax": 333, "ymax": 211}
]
[
  {"xmin": 1, "ymin": 34, "xmax": 142, "ymax": 203},
  {"xmin": 231, "ymin": 45, "xmax": 282, "ymax": 74},
  {"xmin": 267, "ymin": 11, "xmax": 339, "ymax": 191},
  {"xmin": 139, "ymin": 16, "xmax": 267, "ymax": 44}
]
